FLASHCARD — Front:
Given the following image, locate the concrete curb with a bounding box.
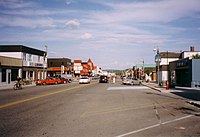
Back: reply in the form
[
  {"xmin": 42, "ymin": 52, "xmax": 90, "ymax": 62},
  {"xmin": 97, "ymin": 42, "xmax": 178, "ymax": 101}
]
[
  {"xmin": 141, "ymin": 83, "xmax": 161, "ymax": 92},
  {"xmin": 187, "ymin": 101, "xmax": 200, "ymax": 108},
  {"xmin": 142, "ymin": 83, "xmax": 200, "ymax": 108},
  {"xmin": 0, "ymin": 84, "xmax": 36, "ymax": 91}
]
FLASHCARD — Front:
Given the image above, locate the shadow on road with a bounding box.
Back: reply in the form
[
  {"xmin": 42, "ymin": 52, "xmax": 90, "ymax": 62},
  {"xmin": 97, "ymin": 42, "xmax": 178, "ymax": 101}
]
[{"xmin": 171, "ymin": 88, "xmax": 200, "ymax": 101}]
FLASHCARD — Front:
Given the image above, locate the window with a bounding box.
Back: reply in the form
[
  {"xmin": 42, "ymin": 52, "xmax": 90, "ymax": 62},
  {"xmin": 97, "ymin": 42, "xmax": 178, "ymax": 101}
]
[
  {"xmin": 11, "ymin": 69, "xmax": 18, "ymax": 81},
  {"xmin": 2, "ymin": 68, "xmax": 6, "ymax": 82},
  {"xmin": 38, "ymin": 56, "xmax": 40, "ymax": 62},
  {"xmin": 22, "ymin": 71, "xmax": 26, "ymax": 79},
  {"xmin": 29, "ymin": 54, "xmax": 32, "ymax": 61},
  {"xmin": 23, "ymin": 53, "xmax": 26, "ymax": 61}
]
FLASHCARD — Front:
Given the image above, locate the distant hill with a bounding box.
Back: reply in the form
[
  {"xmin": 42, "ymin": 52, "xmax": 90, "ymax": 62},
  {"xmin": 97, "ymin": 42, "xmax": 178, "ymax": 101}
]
[{"xmin": 103, "ymin": 69, "xmax": 131, "ymax": 75}]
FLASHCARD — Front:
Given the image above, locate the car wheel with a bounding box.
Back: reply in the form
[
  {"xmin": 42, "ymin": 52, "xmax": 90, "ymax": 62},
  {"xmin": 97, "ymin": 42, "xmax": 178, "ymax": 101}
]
[
  {"xmin": 64, "ymin": 81, "xmax": 66, "ymax": 84},
  {"xmin": 55, "ymin": 82, "xmax": 58, "ymax": 84},
  {"xmin": 43, "ymin": 82, "xmax": 46, "ymax": 85}
]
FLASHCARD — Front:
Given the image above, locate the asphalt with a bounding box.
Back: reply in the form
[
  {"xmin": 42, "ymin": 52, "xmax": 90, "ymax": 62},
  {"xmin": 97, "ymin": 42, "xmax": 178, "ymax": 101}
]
[
  {"xmin": 142, "ymin": 82, "xmax": 200, "ymax": 108},
  {"xmin": 1, "ymin": 81, "xmax": 200, "ymax": 108}
]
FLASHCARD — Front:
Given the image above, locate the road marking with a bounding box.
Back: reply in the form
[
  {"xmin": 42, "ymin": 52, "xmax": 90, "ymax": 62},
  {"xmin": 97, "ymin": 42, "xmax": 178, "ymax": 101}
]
[
  {"xmin": 116, "ymin": 115, "xmax": 194, "ymax": 137},
  {"xmin": 80, "ymin": 101, "xmax": 177, "ymax": 118},
  {"xmin": 0, "ymin": 83, "xmax": 96, "ymax": 109},
  {"xmin": 107, "ymin": 86, "xmax": 149, "ymax": 90}
]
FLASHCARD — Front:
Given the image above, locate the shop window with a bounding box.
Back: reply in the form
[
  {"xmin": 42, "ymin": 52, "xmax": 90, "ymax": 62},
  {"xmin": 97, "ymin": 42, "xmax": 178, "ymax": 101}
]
[
  {"xmin": 30, "ymin": 71, "xmax": 33, "ymax": 78},
  {"xmin": 11, "ymin": 69, "xmax": 18, "ymax": 81},
  {"xmin": 2, "ymin": 68, "xmax": 6, "ymax": 82},
  {"xmin": 22, "ymin": 71, "xmax": 26, "ymax": 79}
]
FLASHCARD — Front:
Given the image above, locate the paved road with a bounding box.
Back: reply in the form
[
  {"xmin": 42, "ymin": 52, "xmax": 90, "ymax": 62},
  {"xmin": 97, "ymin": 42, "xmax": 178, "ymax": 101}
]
[{"xmin": 0, "ymin": 80, "xmax": 200, "ymax": 137}]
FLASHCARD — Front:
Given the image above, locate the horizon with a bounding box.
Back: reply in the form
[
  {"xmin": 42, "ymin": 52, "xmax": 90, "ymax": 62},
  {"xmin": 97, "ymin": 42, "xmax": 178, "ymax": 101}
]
[{"xmin": 0, "ymin": 0, "xmax": 200, "ymax": 69}]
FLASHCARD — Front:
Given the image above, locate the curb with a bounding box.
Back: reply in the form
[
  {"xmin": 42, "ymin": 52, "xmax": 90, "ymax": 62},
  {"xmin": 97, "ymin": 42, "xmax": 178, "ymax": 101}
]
[
  {"xmin": 141, "ymin": 83, "xmax": 161, "ymax": 92},
  {"xmin": 187, "ymin": 101, "xmax": 200, "ymax": 108},
  {"xmin": 0, "ymin": 84, "xmax": 36, "ymax": 91}
]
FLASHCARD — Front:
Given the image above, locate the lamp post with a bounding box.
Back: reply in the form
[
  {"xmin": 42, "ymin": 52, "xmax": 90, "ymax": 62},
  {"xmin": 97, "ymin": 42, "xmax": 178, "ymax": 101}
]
[
  {"xmin": 142, "ymin": 59, "xmax": 144, "ymax": 80},
  {"xmin": 154, "ymin": 48, "xmax": 161, "ymax": 85},
  {"xmin": 43, "ymin": 45, "xmax": 48, "ymax": 79}
]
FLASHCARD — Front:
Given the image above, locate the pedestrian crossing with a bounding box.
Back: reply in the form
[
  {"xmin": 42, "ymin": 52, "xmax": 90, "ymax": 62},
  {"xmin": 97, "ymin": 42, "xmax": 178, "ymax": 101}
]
[{"xmin": 107, "ymin": 86, "xmax": 149, "ymax": 90}]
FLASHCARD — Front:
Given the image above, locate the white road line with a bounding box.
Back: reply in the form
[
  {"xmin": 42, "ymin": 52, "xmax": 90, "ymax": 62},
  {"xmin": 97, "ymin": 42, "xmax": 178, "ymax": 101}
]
[
  {"xmin": 116, "ymin": 115, "xmax": 194, "ymax": 137},
  {"xmin": 116, "ymin": 124, "xmax": 160, "ymax": 137}
]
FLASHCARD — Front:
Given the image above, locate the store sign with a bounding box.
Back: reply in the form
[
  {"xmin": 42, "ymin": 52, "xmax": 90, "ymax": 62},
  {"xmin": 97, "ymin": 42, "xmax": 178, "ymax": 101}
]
[{"xmin": 28, "ymin": 62, "xmax": 44, "ymax": 67}]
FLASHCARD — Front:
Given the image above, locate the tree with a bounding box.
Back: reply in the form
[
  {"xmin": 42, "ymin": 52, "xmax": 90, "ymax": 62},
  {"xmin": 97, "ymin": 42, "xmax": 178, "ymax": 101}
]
[{"xmin": 192, "ymin": 54, "xmax": 200, "ymax": 59}]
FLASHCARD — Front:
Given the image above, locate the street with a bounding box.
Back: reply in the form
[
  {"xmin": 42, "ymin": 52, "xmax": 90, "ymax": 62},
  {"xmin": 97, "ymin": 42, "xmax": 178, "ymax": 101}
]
[{"xmin": 0, "ymin": 79, "xmax": 200, "ymax": 137}]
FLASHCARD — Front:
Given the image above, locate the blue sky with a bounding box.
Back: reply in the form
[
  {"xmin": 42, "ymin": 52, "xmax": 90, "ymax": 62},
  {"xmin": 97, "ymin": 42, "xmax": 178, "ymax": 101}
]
[{"xmin": 0, "ymin": 0, "xmax": 200, "ymax": 69}]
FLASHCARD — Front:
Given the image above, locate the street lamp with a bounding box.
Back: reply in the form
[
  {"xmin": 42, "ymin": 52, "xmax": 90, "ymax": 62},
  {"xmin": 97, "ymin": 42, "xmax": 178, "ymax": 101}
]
[
  {"xmin": 154, "ymin": 48, "xmax": 161, "ymax": 85},
  {"xmin": 43, "ymin": 45, "xmax": 48, "ymax": 79}
]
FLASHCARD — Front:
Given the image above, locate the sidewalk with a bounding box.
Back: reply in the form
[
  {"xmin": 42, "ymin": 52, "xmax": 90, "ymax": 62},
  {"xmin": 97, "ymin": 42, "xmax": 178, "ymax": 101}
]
[
  {"xmin": 142, "ymin": 82, "xmax": 200, "ymax": 108},
  {"xmin": 0, "ymin": 83, "xmax": 36, "ymax": 91}
]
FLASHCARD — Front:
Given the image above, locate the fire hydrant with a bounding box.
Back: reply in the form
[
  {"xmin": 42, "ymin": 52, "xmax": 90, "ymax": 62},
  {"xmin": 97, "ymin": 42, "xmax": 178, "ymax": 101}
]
[{"xmin": 166, "ymin": 81, "xmax": 169, "ymax": 90}]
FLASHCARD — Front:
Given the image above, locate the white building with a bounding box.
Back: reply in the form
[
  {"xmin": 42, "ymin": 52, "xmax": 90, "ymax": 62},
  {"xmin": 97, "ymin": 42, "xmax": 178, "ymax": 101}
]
[
  {"xmin": 0, "ymin": 45, "xmax": 47, "ymax": 85},
  {"xmin": 159, "ymin": 52, "xmax": 180, "ymax": 84},
  {"xmin": 157, "ymin": 46, "xmax": 200, "ymax": 85}
]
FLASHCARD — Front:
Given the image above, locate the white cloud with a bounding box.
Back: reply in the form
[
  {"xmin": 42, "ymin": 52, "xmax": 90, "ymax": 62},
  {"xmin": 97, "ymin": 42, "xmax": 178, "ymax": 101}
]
[
  {"xmin": 0, "ymin": 16, "xmax": 56, "ymax": 28},
  {"xmin": 80, "ymin": 33, "xmax": 93, "ymax": 39},
  {"xmin": 0, "ymin": 0, "xmax": 35, "ymax": 9},
  {"xmin": 65, "ymin": 19, "xmax": 80, "ymax": 29},
  {"xmin": 89, "ymin": 0, "xmax": 200, "ymax": 23},
  {"xmin": 65, "ymin": 0, "xmax": 73, "ymax": 5}
]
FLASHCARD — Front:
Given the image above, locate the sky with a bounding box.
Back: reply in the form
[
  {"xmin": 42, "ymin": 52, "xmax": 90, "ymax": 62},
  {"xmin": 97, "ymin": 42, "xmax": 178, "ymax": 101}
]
[{"xmin": 0, "ymin": 0, "xmax": 200, "ymax": 70}]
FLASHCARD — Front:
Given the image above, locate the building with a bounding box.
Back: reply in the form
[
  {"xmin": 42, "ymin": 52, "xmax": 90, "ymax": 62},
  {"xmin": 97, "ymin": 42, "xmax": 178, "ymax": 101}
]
[
  {"xmin": 47, "ymin": 58, "xmax": 72, "ymax": 77},
  {"xmin": 0, "ymin": 45, "xmax": 47, "ymax": 85},
  {"xmin": 169, "ymin": 58, "xmax": 200, "ymax": 87},
  {"xmin": 73, "ymin": 60, "xmax": 82, "ymax": 77},
  {"xmin": 158, "ymin": 52, "xmax": 181, "ymax": 84},
  {"xmin": 73, "ymin": 58, "xmax": 95, "ymax": 77},
  {"xmin": 156, "ymin": 46, "xmax": 200, "ymax": 86},
  {"xmin": 0, "ymin": 56, "xmax": 22, "ymax": 85},
  {"xmin": 132, "ymin": 64, "xmax": 156, "ymax": 81}
]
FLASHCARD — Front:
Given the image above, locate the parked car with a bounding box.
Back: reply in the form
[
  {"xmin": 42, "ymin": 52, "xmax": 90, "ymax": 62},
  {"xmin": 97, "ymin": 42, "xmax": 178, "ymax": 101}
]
[
  {"xmin": 53, "ymin": 77, "xmax": 62, "ymax": 84},
  {"xmin": 99, "ymin": 75, "xmax": 108, "ymax": 83},
  {"xmin": 36, "ymin": 78, "xmax": 58, "ymax": 85},
  {"xmin": 122, "ymin": 77, "xmax": 141, "ymax": 85},
  {"xmin": 122, "ymin": 77, "xmax": 133, "ymax": 85},
  {"xmin": 59, "ymin": 77, "xmax": 69, "ymax": 83},
  {"xmin": 92, "ymin": 75, "xmax": 100, "ymax": 80},
  {"xmin": 61, "ymin": 74, "xmax": 73, "ymax": 82},
  {"xmin": 79, "ymin": 77, "xmax": 90, "ymax": 84}
]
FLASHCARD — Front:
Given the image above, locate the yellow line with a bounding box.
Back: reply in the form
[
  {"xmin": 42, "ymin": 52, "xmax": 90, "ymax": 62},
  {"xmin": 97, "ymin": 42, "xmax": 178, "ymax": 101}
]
[{"xmin": 0, "ymin": 83, "xmax": 96, "ymax": 109}]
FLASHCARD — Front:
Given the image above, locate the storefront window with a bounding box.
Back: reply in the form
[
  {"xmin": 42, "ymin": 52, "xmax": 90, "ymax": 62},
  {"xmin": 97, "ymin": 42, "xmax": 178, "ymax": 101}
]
[
  {"xmin": 22, "ymin": 71, "xmax": 26, "ymax": 79},
  {"xmin": 11, "ymin": 69, "xmax": 18, "ymax": 81},
  {"xmin": 2, "ymin": 68, "xmax": 6, "ymax": 82}
]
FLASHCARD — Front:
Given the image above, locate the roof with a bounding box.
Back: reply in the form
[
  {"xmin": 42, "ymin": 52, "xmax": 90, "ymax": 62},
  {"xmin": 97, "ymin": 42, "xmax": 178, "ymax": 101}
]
[
  {"xmin": 48, "ymin": 58, "xmax": 71, "ymax": 61},
  {"xmin": 159, "ymin": 52, "xmax": 181, "ymax": 58},
  {"xmin": 0, "ymin": 45, "xmax": 46, "ymax": 56},
  {"xmin": 88, "ymin": 58, "xmax": 93, "ymax": 63},
  {"xmin": 74, "ymin": 60, "xmax": 82, "ymax": 63}
]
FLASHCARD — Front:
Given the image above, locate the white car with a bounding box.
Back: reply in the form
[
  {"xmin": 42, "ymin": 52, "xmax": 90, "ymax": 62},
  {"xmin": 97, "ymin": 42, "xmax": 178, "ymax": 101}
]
[{"xmin": 79, "ymin": 77, "xmax": 90, "ymax": 84}]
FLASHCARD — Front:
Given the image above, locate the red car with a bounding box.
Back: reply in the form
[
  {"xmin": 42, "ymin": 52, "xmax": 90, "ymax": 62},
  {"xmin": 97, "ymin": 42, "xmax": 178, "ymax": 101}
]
[
  {"xmin": 59, "ymin": 77, "xmax": 69, "ymax": 84},
  {"xmin": 36, "ymin": 78, "xmax": 58, "ymax": 85}
]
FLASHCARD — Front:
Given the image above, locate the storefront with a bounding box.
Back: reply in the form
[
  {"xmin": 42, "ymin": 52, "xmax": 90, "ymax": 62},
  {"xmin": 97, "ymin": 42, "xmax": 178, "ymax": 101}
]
[
  {"xmin": 169, "ymin": 58, "xmax": 200, "ymax": 87},
  {"xmin": 0, "ymin": 56, "xmax": 22, "ymax": 85}
]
